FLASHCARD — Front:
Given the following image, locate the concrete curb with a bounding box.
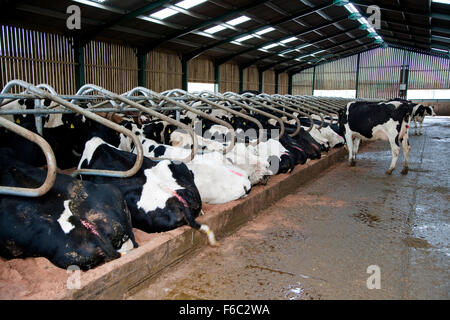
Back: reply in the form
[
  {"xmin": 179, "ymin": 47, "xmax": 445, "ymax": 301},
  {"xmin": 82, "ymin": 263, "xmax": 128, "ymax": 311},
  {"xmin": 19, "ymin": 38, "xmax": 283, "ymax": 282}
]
[{"xmin": 63, "ymin": 147, "xmax": 347, "ymax": 299}]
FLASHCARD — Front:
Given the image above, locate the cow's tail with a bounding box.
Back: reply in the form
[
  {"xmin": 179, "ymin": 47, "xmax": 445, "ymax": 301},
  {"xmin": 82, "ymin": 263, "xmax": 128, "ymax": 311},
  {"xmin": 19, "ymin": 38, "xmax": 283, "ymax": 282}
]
[{"xmin": 182, "ymin": 206, "xmax": 217, "ymax": 247}]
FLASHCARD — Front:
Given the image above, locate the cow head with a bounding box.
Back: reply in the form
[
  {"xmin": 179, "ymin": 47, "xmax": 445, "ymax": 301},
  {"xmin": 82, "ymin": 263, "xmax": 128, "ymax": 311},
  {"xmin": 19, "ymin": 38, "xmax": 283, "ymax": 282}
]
[{"xmin": 426, "ymin": 105, "xmax": 436, "ymax": 117}]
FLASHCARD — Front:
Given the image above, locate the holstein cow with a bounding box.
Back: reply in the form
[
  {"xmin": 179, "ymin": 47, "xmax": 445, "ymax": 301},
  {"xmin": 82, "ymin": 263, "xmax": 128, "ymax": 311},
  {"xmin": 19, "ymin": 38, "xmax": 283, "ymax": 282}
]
[
  {"xmin": 0, "ymin": 149, "xmax": 137, "ymax": 270},
  {"xmin": 78, "ymin": 138, "xmax": 217, "ymax": 246},
  {"xmin": 338, "ymin": 100, "xmax": 414, "ymax": 175},
  {"xmin": 412, "ymin": 104, "xmax": 436, "ymax": 135}
]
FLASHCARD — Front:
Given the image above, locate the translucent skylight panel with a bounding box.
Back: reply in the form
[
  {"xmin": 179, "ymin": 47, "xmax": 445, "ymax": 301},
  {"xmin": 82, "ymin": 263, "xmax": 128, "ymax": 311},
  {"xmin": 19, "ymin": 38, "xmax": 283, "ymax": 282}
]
[
  {"xmin": 150, "ymin": 8, "xmax": 178, "ymax": 20},
  {"xmin": 262, "ymin": 43, "xmax": 279, "ymax": 50},
  {"xmin": 280, "ymin": 37, "xmax": 298, "ymax": 44},
  {"xmin": 204, "ymin": 25, "xmax": 227, "ymax": 34},
  {"xmin": 255, "ymin": 27, "xmax": 276, "ymax": 35},
  {"xmin": 432, "ymin": 0, "xmax": 450, "ymax": 4},
  {"xmin": 235, "ymin": 34, "xmax": 254, "ymax": 42},
  {"xmin": 227, "ymin": 16, "xmax": 251, "ymax": 26},
  {"xmin": 176, "ymin": 0, "xmax": 208, "ymax": 9}
]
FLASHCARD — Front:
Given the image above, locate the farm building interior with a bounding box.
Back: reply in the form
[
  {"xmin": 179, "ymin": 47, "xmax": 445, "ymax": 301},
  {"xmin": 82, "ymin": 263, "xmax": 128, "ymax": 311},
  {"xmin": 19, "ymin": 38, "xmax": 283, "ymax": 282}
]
[{"xmin": 0, "ymin": 0, "xmax": 449, "ymax": 302}]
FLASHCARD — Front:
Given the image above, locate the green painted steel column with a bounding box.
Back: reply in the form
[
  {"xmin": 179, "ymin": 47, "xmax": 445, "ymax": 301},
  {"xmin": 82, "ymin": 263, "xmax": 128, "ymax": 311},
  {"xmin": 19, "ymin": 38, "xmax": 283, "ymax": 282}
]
[
  {"xmin": 275, "ymin": 71, "xmax": 280, "ymax": 94},
  {"xmin": 137, "ymin": 50, "xmax": 146, "ymax": 87},
  {"xmin": 239, "ymin": 66, "xmax": 244, "ymax": 93},
  {"xmin": 355, "ymin": 52, "xmax": 361, "ymax": 98},
  {"xmin": 311, "ymin": 66, "xmax": 316, "ymax": 95},
  {"xmin": 214, "ymin": 62, "xmax": 220, "ymax": 93},
  {"xmin": 74, "ymin": 38, "xmax": 85, "ymax": 90},
  {"xmin": 258, "ymin": 69, "xmax": 263, "ymax": 93},
  {"xmin": 288, "ymin": 73, "xmax": 293, "ymax": 95},
  {"xmin": 182, "ymin": 57, "xmax": 188, "ymax": 91}
]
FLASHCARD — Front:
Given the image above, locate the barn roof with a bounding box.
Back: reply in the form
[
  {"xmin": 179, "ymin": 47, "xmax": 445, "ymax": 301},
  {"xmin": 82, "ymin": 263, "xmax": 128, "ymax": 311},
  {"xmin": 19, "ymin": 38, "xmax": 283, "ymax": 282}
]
[{"xmin": 1, "ymin": 0, "xmax": 449, "ymax": 74}]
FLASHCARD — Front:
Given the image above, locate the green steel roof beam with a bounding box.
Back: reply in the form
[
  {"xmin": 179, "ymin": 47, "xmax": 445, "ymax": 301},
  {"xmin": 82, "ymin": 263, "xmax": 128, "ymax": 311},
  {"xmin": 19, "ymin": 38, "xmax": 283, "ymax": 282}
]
[
  {"xmin": 181, "ymin": 1, "xmax": 334, "ymax": 61},
  {"xmin": 140, "ymin": 0, "xmax": 270, "ymax": 54},
  {"xmin": 215, "ymin": 16, "xmax": 349, "ymax": 66}
]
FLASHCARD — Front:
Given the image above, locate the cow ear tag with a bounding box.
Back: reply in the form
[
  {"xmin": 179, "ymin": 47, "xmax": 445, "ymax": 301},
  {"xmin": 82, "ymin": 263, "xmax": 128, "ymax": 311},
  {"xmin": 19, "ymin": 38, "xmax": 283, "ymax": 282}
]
[
  {"xmin": 70, "ymin": 123, "xmax": 75, "ymax": 129},
  {"xmin": 168, "ymin": 128, "xmax": 171, "ymax": 134},
  {"xmin": 16, "ymin": 118, "xmax": 20, "ymax": 124}
]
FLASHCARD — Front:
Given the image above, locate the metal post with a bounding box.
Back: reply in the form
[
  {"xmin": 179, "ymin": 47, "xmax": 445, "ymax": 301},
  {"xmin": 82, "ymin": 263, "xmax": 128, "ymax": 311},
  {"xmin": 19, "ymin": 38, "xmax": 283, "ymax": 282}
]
[
  {"xmin": 214, "ymin": 62, "xmax": 220, "ymax": 93},
  {"xmin": 239, "ymin": 66, "xmax": 244, "ymax": 93},
  {"xmin": 275, "ymin": 71, "xmax": 280, "ymax": 94},
  {"xmin": 288, "ymin": 72, "xmax": 293, "ymax": 95},
  {"xmin": 182, "ymin": 57, "xmax": 188, "ymax": 91},
  {"xmin": 355, "ymin": 52, "xmax": 361, "ymax": 98},
  {"xmin": 74, "ymin": 38, "xmax": 85, "ymax": 90},
  {"xmin": 137, "ymin": 49, "xmax": 146, "ymax": 87},
  {"xmin": 258, "ymin": 68, "xmax": 263, "ymax": 93},
  {"xmin": 312, "ymin": 66, "xmax": 316, "ymax": 95}
]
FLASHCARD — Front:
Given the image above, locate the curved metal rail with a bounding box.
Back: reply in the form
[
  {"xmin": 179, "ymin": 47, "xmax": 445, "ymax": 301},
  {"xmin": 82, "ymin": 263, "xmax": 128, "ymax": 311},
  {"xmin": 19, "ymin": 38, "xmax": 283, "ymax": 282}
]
[
  {"xmin": 0, "ymin": 116, "xmax": 57, "ymax": 197},
  {"xmin": 223, "ymin": 91, "xmax": 287, "ymax": 139},
  {"xmin": 1, "ymin": 80, "xmax": 144, "ymax": 179},
  {"xmin": 179, "ymin": 90, "xmax": 265, "ymax": 145},
  {"xmin": 160, "ymin": 89, "xmax": 236, "ymax": 154},
  {"xmin": 241, "ymin": 92, "xmax": 303, "ymax": 136}
]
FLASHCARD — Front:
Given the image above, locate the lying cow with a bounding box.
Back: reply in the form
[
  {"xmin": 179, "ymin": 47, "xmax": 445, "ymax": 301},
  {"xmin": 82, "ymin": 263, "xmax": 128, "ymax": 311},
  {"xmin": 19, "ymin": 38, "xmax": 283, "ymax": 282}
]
[
  {"xmin": 78, "ymin": 138, "xmax": 217, "ymax": 245},
  {"xmin": 0, "ymin": 149, "xmax": 137, "ymax": 270},
  {"xmin": 338, "ymin": 100, "xmax": 413, "ymax": 175}
]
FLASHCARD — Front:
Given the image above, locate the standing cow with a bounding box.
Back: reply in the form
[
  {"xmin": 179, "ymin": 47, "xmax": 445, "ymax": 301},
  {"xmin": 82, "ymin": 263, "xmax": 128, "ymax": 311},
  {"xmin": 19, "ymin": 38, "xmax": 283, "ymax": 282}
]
[
  {"xmin": 411, "ymin": 104, "xmax": 436, "ymax": 135},
  {"xmin": 338, "ymin": 101, "xmax": 414, "ymax": 175}
]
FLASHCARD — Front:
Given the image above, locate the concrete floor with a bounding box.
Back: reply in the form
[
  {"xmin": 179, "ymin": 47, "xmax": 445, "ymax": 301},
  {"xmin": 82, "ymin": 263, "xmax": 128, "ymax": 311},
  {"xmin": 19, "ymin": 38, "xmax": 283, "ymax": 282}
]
[{"xmin": 129, "ymin": 117, "xmax": 449, "ymax": 300}]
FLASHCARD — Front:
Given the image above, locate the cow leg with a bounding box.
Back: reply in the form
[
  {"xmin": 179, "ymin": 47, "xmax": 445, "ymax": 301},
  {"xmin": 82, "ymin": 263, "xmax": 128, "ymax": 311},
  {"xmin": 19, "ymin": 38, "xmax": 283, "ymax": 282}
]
[
  {"xmin": 386, "ymin": 136, "xmax": 400, "ymax": 175},
  {"xmin": 345, "ymin": 132, "xmax": 355, "ymax": 166},
  {"xmin": 352, "ymin": 138, "xmax": 361, "ymax": 162},
  {"xmin": 401, "ymin": 135, "xmax": 410, "ymax": 175},
  {"xmin": 413, "ymin": 120, "xmax": 418, "ymax": 135},
  {"xmin": 419, "ymin": 120, "xmax": 423, "ymax": 135}
]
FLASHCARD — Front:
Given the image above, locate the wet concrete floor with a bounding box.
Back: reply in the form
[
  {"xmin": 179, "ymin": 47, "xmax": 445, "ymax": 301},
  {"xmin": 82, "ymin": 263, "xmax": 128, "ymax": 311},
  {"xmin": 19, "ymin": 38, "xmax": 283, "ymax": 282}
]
[{"xmin": 130, "ymin": 117, "xmax": 449, "ymax": 300}]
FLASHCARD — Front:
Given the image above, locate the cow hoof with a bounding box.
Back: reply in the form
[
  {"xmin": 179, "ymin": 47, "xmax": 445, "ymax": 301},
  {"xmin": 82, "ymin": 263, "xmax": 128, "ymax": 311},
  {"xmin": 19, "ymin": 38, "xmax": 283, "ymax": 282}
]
[
  {"xmin": 385, "ymin": 169, "xmax": 393, "ymax": 175},
  {"xmin": 349, "ymin": 160, "xmax": 356, "ymax": 167},
  {"xmin": 401, "ymin": 167, "xmax": 409, "ymax": 175}
]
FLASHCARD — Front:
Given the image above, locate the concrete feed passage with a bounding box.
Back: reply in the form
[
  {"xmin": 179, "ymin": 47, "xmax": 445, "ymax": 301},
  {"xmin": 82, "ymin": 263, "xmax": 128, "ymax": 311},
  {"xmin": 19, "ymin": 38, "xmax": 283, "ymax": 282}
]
[{"xmin": 130, "ymin": 117, "xmax": 449, "ymax": 300}]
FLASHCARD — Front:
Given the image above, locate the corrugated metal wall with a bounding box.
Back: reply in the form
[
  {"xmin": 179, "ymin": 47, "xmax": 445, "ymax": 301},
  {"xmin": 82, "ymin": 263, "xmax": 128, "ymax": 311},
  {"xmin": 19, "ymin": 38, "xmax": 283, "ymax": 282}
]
[
  {"xmin": 292, "ymin": 69, "xmax": 313, "ymax": 95},
  {"xmin": 292, "ymin": 46, "xmax": 450, "ymax": 99},
  {"xmin": 314, "ymin": 55, "xmax": 358, "ymax": 90},
  {"xmin": 408, "ymin": 51, "xmax": 450, "ymax": 90},
  {"xmin": 358, "ymin": 47, "xmax": 405, "ymax": 99}
]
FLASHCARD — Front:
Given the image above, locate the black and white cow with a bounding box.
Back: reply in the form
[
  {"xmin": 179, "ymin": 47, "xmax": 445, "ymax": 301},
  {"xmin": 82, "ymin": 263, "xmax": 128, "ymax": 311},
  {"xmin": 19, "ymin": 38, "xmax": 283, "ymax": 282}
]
[
  {"xmin": 411, "ymin": 104, "xmax": 436, "ymax": 135},
  {"xmin": 338, "ymin": 100, "xmax": 414, "ymax": 175},
  {"xmin": 0, "ymin": 149, "xmax": 137, "ymax": 270},
  {"xmin": 78, "ymin": 138, "xmax": 217, "ymax": 245}
]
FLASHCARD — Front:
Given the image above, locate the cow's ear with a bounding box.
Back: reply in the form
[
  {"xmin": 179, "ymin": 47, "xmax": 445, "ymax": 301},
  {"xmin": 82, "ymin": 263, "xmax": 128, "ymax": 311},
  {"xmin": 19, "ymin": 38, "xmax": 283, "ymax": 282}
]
[{"xmin": 18, "ymin": 99, "xmax": 25, "ymax": 105}]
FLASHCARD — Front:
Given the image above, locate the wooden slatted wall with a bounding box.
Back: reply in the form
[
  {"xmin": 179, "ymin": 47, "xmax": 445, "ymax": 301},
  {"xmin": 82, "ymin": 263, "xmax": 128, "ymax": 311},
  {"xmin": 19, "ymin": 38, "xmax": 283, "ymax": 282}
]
[
  {"xmin": 262, "ymin": 70, "xmax": 276, "ymax": 94},
  {"xmin": 0, "ymin": 25, "xmax": 76, "ymax": 94},
  {"xmin": 278, "ymin": 72, "xmax": 289, "ymax": 94},
  {"xmin": 243, "ymin": 66, "xmax": 259, "ymax": 91},
  {"xmin": 145, "ymin": 49, "xmax": 182, "ymax": 92},
  {"xmin": 84, "ymin": 40, "xmax": 138, "ymax": 93},
  {"xmin": 188, "ymin": 56, "xmax": 214, "ymax": 83},
  {"xmin": 219, "ymin": 62, "xmax": 239, "ymax": 93}
]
